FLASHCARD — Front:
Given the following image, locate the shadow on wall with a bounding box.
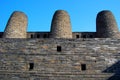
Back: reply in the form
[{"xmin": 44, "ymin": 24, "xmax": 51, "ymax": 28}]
[{"xmin": 103, "ymin": 61, "xmax": 120, "ymax": 80}]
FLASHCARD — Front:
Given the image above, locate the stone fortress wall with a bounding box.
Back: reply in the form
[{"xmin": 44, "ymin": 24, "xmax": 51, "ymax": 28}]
[
  {"xmin": 0, "ymin": 10, "xmax": 120, "ymax": 80},
  {"xmin": 0, "ymin": 38, "xmax": 120, "ymax": 80}
]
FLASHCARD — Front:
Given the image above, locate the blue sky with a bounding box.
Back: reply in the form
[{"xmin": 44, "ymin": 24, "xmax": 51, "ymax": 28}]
[{"xmin": 0, "ymin": 0, "xmax": 120, "ymax": 32}]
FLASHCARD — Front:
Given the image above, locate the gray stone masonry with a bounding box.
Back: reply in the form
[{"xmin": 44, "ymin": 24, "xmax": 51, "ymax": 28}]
[
  {"xmin": 0, "ymin": 38, "xmax": 120, "ymax": 80},
  {"xmin": 96, "ymin": 10, "xmax": 120, "ymax": 38},
  {"xmin": 50, "ymin": 10, "xmax": 72, "ymax": 38},
  {"xmin": 3, "ymin": 11, "xmax": 28, "ymax": 38},
  {"xmin": 1, "ymin": 10, "xmax": 120, "ymax": 38}
]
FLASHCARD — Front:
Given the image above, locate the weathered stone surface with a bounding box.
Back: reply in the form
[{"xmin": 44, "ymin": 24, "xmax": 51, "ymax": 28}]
[
  {"xmin": 96, "ymin": 10, "xmax": 120, "ymax": 38},
  {"xmin": 50, "ymin": 10, "xmax": 72, "ymax": 38},
  {"xmin": 0, "ymin": 38, "xmax": 120, "ymax": 80},
  {"xmin": 1, "ymin": 10, "xmax": 120, "ymax": 80},
  {"xmin": 3, "ymin": 11, "xmax": 28, "ymax": 38},
  {"xmin": 0, "ymin": 10, "xmax": 120, "ymax": 39}
]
